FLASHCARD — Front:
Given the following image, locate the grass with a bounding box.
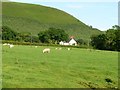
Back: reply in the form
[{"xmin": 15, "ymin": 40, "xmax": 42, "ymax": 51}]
[
  {"xmin": 2, "ymin": 45, "xmax": 118, "ymax": 88},
  {"xmin": 0, "ymin": 44, "xmax": 2, "ymax": 89},
  {"xmin": 2, "ymin": 2, "xmax": 102, "ymax": 41}
]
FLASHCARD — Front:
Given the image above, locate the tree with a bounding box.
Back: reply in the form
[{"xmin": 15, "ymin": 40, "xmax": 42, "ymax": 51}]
[
  {"xmin": 91, "ymin": 34, "xmax": 107, "ymax": 50},
  {"xmin": 105, "ymin": 25, "xmax": 120, "ymax": 51},
  {"xmin": 16, "ymin": 32, "xmax": 31, "ymax": 42},
  {"xmin": 38, "ymin": 28, "xmax": 68, "ymax": 44},
  {"xmin": 2, "ymin": 26, "xmax": 17, "ymax": 40},
  {"xmin": 112, "ymin": 25, "xmax": 120, "ymax": 30},
  {"xmin": 32, "ymin": 36, "xmax": 40, "ymax": 43},
  {"xmin": 105, "ymin": 29, "xmax": 116, "ymax": 50},
  {"xmin": 90, "ymin": 25, "xmax": 120, "ymax": 51},
  {"xmin": 48, "ymin": 28, "xmax": 68, "ymax": 43},
  {"xmin": 114, "ymin": 29, "xmax": 120, "ymax": 51},
  {"xmin": 38, "ymin": 31, "xmax": 50, "ymax": 43},
  {"xmin": 77, "ymin": 39, "xmax": 86, "ymax": 45}
]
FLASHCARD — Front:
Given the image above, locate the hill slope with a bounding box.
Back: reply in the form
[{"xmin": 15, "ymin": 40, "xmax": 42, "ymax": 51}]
[{"xmin": 2, "ymin": 2, "xmax": 102, "ymax": 41}]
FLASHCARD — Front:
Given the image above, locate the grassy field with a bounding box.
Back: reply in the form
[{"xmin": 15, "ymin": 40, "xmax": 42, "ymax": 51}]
[
  {"xmin": 2, "ymin": 45, "xmax": 118, "ymax": 88},
  {"xmin": 2, "ymin": 2, "xmax": 102, "ymax": 41}
]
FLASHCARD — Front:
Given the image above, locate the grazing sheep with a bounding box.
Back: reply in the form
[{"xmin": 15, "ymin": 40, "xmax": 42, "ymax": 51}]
[
  {"xmin": 35, "ymin": 46, "xmax": 38, "ymax": 48},
  {"xmin": 59, "ymin": 48, "xmax": 62, "ymax": 50},
  {"xmin": 7, "ymin": 43, "xmax": 10, "ymax": 46},
  {"xmin": 9, "ymin": 44, "xmax": 14, "ymax": 48},
  {"xmin": 68, "ymin": 48, "xmax": 70, "ymax": 51},
  {"xmin": 3, "ymin": 43, "xmax": 7, "ymax": 46},
  {"xmin": 55, "ymin": 48, "xmax": 58, "ymax": 50},
  {"xmin": 43, "ymin": 48, "xmax": 50, "ymax": 53}
]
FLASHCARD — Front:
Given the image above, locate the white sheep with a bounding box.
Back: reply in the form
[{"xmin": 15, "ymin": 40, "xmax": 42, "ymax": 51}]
[
  {"xmin": 35, "ymin": 46, "xmax": 38, "ymax": 48},
  {"xmin": 9, "ymin": 44, "xmax": 14, "ymax": 48},
  {"xmin": 7, "ymin": 43, "xmax": 10, "ymax": 46},
  {"xmin": 59, "ymin": 48, "xmax": 62, "ymax": 50},
  {"xmin": 55, "ymin": 48, "xmax": 58, "ymax": 50},
  {"xmin": 3, "ymin": 43, "xmax": 7, "ymax": 46},
  {"xmin": 67, "ymin": 48, "xmax": 70, "ymax": 51},
  {"xmin": 43, "ymin": 48, "xmax": 50, "ymax": 53}
]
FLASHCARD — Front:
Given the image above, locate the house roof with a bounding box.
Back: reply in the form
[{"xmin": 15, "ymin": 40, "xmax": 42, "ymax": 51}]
[{"xmin": 69, "ymin": 38, "xmax": 77, "ymax": 44}]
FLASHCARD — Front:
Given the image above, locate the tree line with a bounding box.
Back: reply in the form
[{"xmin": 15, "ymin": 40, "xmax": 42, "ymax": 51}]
[
  {"xmin": 1, "ymin": 26, "xmax": 69, "ymax": 44},
  {"xmin": 1, "ymin": 25, "xmax": 120, "ymax": 51},
  {"xmin": 1, "ymin": 26, "xmax": 40, "ymax": 43},
  {"xmin": 90, "ymin": 25, "xmax": 120, "ymax": 51},
  {"xmin": 1, "ymin": 26, "xmax": 86, "ymax": 45}
]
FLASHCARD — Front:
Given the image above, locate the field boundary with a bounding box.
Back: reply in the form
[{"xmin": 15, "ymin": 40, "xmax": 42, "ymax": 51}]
[{"xmin": 1, "ymin": 40, "xmax": 91, "ymax": 49}]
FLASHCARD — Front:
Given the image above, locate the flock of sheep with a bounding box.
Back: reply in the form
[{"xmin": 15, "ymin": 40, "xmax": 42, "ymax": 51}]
[
  {"xmin": 42, "ymin": 47, "xmax": 71, "ymax": 53},
  {"xmin": 2, "ymin": 43, "xmax": 71, "ymax": 53},
  {"xmin": 3, "ymin": 43, "xmax": 14, "ymax": 48}
]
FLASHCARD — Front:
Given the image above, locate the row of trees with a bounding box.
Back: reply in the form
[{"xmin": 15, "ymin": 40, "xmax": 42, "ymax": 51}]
[
  {"xmin": 1, "ymin": 26, "xmax": 40, "ymax": 43},
  {"xmin": 1, "ymin": 25, "xmax": 119, "ymax": 51},
  {"xmin": 1, "ymin": 26, "xmax": 69, "ymax": 44},
  {"xmin": 38, "ymin": 28, "xmax": 87, "ymax": 45},
  {"xmin": 1, "ymin": 26, "xmax": 87, "ymax": 45},
  {"xmin": 90, "ymin": 25, "xmax": 120, "ymax": 51}
]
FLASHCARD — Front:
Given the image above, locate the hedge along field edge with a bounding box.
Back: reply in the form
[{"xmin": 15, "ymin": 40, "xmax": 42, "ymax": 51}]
[{"xmin": 1, "ymin": 40, "xmax": 92, "ymax": 49}]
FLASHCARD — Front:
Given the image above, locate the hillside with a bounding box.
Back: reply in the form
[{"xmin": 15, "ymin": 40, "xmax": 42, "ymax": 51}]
[{"xmin": 2, "ymin": 2, "xmax": 102, "ymax": 41}]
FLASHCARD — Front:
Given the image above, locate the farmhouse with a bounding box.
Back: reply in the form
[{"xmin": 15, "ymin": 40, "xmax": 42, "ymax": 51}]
[
  {"xmin": 69, "ymin": 38, "xmax": 77, "ymax": 46},
  {"xmin": 59, "ymin": 36, "xmax": 77, "ymax": 46}
]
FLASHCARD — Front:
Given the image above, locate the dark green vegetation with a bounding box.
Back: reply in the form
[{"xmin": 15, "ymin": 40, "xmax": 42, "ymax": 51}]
[
  {"xmin": 91, "ymin": 25, "xmax": 120, "ymax": 51},
  {"xmin": 38, "ymin": 28, "xmax": 68, "ymax": 43},
  {"xmin": 2, "ymin": 45, "xmax": 118, "ymax": 88},
  {"xmin": 2, "ymin": 26, "xmax": 69, "ymax": 44},
  {"xmin": 2, "ymin": 26, "xmax": 18, "ymax": 41},
  {"xmin": 2, "ymin": 2, "xmax": 102, "ymax": 41},
  {"xmin": 2, "ymin": 25, "xmax": 120, "ymax": 51},
  {"xmin": 2, "ymin": 26, "xmax": 40, "ymax": 43}
]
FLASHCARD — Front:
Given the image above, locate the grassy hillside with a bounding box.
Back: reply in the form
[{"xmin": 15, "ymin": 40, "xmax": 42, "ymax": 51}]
[
  {"xmin": 2, "ymin": 2, "xmax": 102, "ymax": 41},
  {"xmin": 2, "ymin": 45, "xmax": 118, "ymax": 88}
]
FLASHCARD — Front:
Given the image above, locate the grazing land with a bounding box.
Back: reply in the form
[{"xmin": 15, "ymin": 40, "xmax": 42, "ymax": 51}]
[{"xmin": 2, "ymin": 45, "xmax": 118, "ymax": 88}]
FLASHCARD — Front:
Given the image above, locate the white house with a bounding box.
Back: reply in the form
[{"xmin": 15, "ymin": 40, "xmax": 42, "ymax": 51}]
[
  {"xmin": 69, "ymin": 38, "xmax": 77, "ymax": 46},
  {"xmin": 63, "ymin": 43, "xmax": 69, "ymax": 45},
  {"xmin": 59, "ymin": 41, "xmax": 69, "ymax": 45},
  {"xmin": 59, "ymin": 37, "xmax": 77, "ymax": 46}
]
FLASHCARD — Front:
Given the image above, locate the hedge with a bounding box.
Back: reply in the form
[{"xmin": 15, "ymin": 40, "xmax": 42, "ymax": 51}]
[{"xmin": 1, "ymin": 40, "xmax": 91, "ymax": 49}]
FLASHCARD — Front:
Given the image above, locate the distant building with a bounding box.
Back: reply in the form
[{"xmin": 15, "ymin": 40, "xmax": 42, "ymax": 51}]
[
  {"xmin": 69, "ymin": 38, "xmax": 77, "ymax": 46},
  {"xmin": 59, "ymin": 36, "xmax": 77, "ymax": 46},
  {"xmin": 59, "ymin": 41, "xmax": 64, "ymax": 45}
]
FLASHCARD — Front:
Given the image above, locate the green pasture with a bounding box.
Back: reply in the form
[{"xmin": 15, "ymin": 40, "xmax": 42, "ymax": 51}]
[{"xmin": 2, "ymin": 45, "xmax": 118, "ymax": 88}]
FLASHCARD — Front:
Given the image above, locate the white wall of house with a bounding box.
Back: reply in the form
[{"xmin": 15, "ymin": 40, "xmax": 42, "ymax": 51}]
[{"xmin": 59, "ymin": 38, "xmax": 77, "ymax": 46}]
